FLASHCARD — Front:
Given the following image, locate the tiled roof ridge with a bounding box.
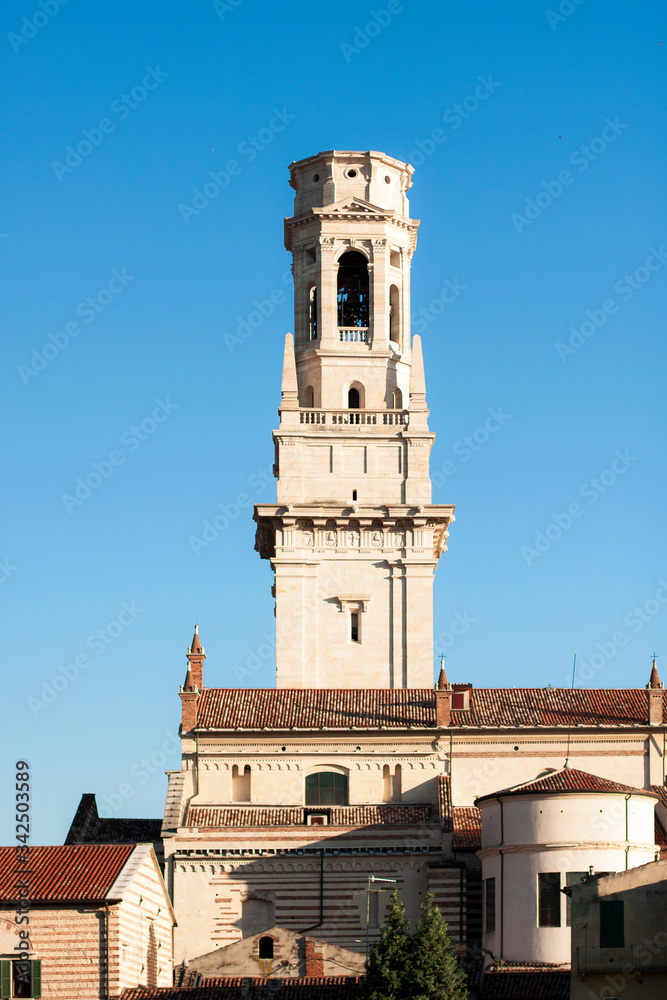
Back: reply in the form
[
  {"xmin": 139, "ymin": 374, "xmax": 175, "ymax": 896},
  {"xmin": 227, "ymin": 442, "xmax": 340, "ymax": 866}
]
[
  {"xmin": 478, "ymin": 767, "xmax": 659, "ymax": 802},
  {"xmin": 0, "ymin": 843, "xmax": 135, "ymax": 902},
  {"xmin": 195, "ymin": 686, "xmax": 664, "ymax": 730},
  {"xmin": 187, "ymin": 803, "xmax": 432, "ymax": 828}
]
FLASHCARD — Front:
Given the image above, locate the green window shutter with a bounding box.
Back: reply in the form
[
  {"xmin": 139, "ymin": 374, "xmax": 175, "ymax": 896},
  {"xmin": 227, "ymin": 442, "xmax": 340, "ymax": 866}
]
[
  {"xmin": 30, "ymin": 960, "xmax": 42, "ymax": 998},
  {"xmin": 600, "ymin": 901, "xmax": 624, "ymax": 948},
  {"xmin": 0, "ymin": 961, "xmax": 10, "ymax": 1000}
]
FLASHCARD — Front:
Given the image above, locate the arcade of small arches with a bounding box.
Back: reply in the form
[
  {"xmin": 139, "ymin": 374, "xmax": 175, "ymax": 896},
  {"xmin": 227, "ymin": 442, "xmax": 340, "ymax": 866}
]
[{"xmin": 213, "ymin": 765, "xmax": 404, "ymax": 804}]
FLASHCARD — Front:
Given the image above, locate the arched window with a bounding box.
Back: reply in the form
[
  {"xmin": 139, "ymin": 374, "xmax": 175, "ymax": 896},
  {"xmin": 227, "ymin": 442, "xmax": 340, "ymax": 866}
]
[
  {"xmin": 309, "ymin": 285, "xmax": 318, "ymax": 340},
  {"xmin": 304, "ymin": 385, "xmax": 314, "ymax": 408},
  {"xmin": 348, "ymin": 387, "xmax": 360, "ymax": 409},
  {"xmin": 305, "ymin": 771, "xmax": 349, "ymax": 806},
  {"xmin": 232, "ymin": 764, "xmax": 251, "ymax": 802},
  {"xmin": 389, "ymin": 284, "xmax": 400, "ymax": 344},
  {"xmin": 392, "ymin": 387, "xmax": 403, "ymax": 410},
  {"xmin": 337, "ymin": 251, "xmax": 369, "ymax": 329},
  {"xmin": 258, "ymin": 936, "xmax": 274, "ymax": 959}
]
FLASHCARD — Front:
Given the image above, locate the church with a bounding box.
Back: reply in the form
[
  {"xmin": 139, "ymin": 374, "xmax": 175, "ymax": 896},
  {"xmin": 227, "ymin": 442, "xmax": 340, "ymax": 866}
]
[{"xmin": 149, "ymin": 150, "xmax": 667, "ymax": 978}]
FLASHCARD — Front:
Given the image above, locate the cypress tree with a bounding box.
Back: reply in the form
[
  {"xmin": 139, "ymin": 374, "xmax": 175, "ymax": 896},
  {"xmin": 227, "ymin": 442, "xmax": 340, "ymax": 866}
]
[
  {"xmin": 362, "ymin": 889, "xmax": 413, "ymax": 1000},
  {"xmin": 411, "ymin": 893, "xmax": 469, "ymax": 1000}
]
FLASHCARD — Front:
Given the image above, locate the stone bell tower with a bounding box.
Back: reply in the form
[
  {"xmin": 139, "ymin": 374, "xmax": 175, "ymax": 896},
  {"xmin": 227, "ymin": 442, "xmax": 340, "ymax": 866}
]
[{"xmin": 254, "ymin": 150, "xmax": 454, "ymax": 689}]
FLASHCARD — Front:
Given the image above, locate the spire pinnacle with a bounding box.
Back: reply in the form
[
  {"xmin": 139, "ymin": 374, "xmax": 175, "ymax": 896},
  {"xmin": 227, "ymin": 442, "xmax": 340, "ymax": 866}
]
[
  {"xmin": 649, "ymin": 656, "xmax": 662, "ymax": 689},
  {"xmin": 184, "ymin": 624, "xmax": 206, "ymax": 690},
  {"xmin": 436, "ymin": 656, "xmax": 450, "ymax": 690},
  {"xmin": 409, "ymin": 334, "xmax": 427, "ymax": 411},
  {"xmin": 280, "ymin": 332, "xmax": 299, "ymax": 410}
]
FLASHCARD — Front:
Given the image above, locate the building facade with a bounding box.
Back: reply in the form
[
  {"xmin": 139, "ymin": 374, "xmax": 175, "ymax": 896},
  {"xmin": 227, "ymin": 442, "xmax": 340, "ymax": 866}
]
[
  {"xmin": 0, "ymin": 844, "xmax": 174, "ymax": 999},
  {"xmin": 160, "ymin": 151, "xmax": 667, "ymax": 975}
]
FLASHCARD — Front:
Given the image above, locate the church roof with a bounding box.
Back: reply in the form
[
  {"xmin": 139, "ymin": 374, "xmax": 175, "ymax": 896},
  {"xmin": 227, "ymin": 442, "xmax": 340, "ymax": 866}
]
[
  {"xmin": 476, "ymin": 767, "xmax": 659, "ymax": 803},
  {"xmin": 194, "ymin": 687, "xmax": 665, "ymax": 731},
  {"xmin": 121, "ymin": 978, "xmax": 363, "ymax": 1000},
  {"xmin": 452, "ymin": 807, "xmax": 482, "ymax": 850},
  {"xmin": 186, "ymin": 804, "xmax": 432, "ymax": 828},
  {"xmin": 0, "ymin": 844, "xmax": 134, "ymax": 902}
]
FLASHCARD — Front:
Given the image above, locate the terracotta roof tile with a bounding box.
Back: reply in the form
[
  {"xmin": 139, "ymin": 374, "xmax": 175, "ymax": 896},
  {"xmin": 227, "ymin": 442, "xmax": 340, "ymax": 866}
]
[
  {"xmin": 186, "ymin": 805, "xmax": 432, "ymax": 828},
  {"xmin": 195, "ymin": 687, "xmax": 662, "ymax": 730},
  {"xmin": 651, "ymin": 784, "xmax": 667, "ymax": 809},
  {"xmin": 120, "ymin": 977, "xmax": 363, "ymax": 999},
  {"xmin": 480, "ymin": 969, "xmax": 570, "ymax": 999},
  {"xmin": 477, "ymin": 768, "xmax": 659, "ymax": 803},
  {"xmin": 438, "ymin": 775, "xmax": 453, "ymax": 831},
  {"xmin": 0, "ymin": 844, "xmax": 134, "ymax": 902},
  {"xmin": 452, "ymin": 807, "xmax": 481, "ymax": 850}
]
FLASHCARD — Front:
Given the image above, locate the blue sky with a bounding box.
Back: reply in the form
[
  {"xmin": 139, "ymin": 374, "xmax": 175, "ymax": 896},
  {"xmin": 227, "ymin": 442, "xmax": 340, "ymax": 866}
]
[{"xmin": 1, "ymin": 0, "xmax": 665, "ymax": 843}]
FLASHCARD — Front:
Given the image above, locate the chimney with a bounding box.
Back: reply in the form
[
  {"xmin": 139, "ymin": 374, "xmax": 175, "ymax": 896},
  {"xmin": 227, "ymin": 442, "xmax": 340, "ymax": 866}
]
[
  {"xmin": 647, "ymin": 657, "xmax": 664, "ymax": 726},
  {"xmin": 180, "ymin": 625, "xmax": 204, "ymax": 733},
  {"xmin": 180, "ymin": 689, "xmax": 199, "ymax": 733},
  {"xmin": 435, "ymin": 689, "xmax": 452, "ymax": 727},
  {"xmin": 185, "ymin": 625, "xmax": 206, "ymax": 690},
  {"xmin": 304, "ymin": 939, "xmax": 324, "ymax": 978},
  {"xmin": 435, "ymin": 655, "xmax": 452, "ymax": 726}
]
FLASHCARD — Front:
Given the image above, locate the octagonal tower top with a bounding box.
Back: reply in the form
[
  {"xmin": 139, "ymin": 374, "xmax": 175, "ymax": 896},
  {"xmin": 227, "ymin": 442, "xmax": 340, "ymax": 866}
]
[{"xmin": 288, "ymin": 150, "xmax": 414, "ymax": 217}]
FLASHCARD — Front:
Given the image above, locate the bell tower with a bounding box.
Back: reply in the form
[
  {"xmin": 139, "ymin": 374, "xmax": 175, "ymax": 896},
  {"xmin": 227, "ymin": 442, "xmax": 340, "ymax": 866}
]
[{"xmin": 254, "ymin": 150, "xmax": 454, "ymax": 689}]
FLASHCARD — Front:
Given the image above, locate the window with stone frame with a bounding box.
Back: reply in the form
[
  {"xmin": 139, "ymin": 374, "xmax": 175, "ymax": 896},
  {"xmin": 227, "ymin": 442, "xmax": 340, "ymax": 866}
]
[{"xmin": 305, "ymin": 771, "xmax": 348, "ymax": 806}]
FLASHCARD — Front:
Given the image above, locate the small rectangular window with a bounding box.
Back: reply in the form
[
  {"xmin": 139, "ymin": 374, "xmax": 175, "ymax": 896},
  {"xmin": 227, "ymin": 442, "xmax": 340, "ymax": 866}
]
[
  {"xmin": 350, "ymin": 612, "xmax": 359, "ymax": 642},
  {"xmin": 565, "ymin": 872, "xmax": 588, "ymax": 926},
  {"xmin": 600, "ymin": 900, "xmax": 624, "ymax": 948},
  {"xmin": 484, "ymin": 877, "xmax": 496, "ymax": 934},
  {"xmin": 352, "ymin": 490, "xmax": 357, "ymax": 501},
  {"xmin": 538, "ymin": 873, "xmax": 561, "ymax": 927}
]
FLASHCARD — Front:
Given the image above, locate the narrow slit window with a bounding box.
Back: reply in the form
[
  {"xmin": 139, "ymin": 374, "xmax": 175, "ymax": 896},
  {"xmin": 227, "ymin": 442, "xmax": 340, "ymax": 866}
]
[
  {"xmin": 350, "ymin": 612, "xmax": 359, "ymax": 642},
  {"xmin": 352, "ymin": 490, "xmax": 358, "ymax": 501},
  {"xmin": 537, "ymin": 873, "xmax": 561, "ymax": 927},
  {"xmin": 309, "ymin": 286, "xmax": 318, "ymax": 340}
]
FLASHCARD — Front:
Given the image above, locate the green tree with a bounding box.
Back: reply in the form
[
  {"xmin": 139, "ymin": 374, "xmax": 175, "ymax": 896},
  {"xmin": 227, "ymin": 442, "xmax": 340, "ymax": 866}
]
[
  {"xmin": 362, "ymin": 889, "xmax": 413, "ymax": 1000},
  {"xmin": 411, "ymin": 893, "xmax": 468, "ymax": 1000}
]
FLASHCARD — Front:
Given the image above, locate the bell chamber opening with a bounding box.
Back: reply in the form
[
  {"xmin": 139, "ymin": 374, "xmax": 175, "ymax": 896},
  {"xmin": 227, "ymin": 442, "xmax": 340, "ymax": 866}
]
[{"xmin": 337, "ymin": 251, "xmax": 369, "ymax": 329}]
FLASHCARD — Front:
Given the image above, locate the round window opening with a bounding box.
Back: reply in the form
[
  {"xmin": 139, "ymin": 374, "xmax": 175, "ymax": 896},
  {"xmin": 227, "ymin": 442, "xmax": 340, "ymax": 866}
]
[
  {"xmin": 347, "ymin": 169, "xmax": 357, "ymax": 178},
  {"xmin": 384, "ymin": 175, "xmax": 391, "ymax": 184},
  {"xmin": 312, "ymin": 173, "xmax": 319, "ymax": 182}
]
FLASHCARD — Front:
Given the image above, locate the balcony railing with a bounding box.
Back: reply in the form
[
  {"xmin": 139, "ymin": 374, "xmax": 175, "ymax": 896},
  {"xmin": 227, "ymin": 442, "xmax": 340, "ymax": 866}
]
[
  {"xmin": 338, "ymin": 327, "xmax": 371, "ymax": 343},
  {"xmin": 299, "ymin": 409, "xmax": 408, "ymax": 427},
  {"xmin": 577, "ymin": 945, "xmax": 667, "ymax": 973}
]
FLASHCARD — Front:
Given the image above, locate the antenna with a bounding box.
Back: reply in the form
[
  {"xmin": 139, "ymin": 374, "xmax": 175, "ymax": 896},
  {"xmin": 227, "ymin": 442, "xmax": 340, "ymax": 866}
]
[{"xmin": 564, "ymin": 653, "xmax": 576, "ymax": 769}]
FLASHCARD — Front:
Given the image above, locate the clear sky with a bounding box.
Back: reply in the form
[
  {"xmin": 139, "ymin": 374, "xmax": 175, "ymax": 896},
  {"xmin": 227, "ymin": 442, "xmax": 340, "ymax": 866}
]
[{"xmin": 1, "ymin": 0, "xmax": 665, "ymax": 844}]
